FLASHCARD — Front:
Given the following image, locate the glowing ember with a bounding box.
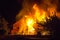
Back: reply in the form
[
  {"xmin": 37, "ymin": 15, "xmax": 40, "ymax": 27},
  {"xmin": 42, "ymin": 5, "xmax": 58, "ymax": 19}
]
[{"xmin": 41, "ymin": 30, "xmax": 50, "ymax": 36}]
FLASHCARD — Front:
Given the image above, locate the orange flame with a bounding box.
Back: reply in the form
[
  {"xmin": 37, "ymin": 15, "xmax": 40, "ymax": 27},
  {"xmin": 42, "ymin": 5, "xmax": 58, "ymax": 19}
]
[
  {"xmin": 25, "ymin": 15, "xmax": 36, "ymax": 35},
  {"xmin": 11, "ymin": 4, "xmax": 54, "ymax": 35},
  {"xmin": 33, "ymin": 4, "xmax": 46, "ymax": 23}
]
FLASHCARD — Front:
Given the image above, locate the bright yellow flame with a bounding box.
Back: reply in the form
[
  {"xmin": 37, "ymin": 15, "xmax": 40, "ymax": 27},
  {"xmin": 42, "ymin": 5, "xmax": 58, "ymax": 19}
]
[
  {"xmin": 26, "ymin": 16, "xmax": 35, "ymax": 32},
  {"xmin": 33, "ymin": 4, "xmax": 46, "ymax": 23},
  {"xmin": 25, "ymin": 15, "xmax": 36, "ymax": 35}
]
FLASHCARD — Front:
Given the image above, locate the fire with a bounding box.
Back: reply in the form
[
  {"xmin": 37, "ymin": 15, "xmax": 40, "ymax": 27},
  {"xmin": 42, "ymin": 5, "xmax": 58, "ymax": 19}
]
[
  {"xmin": 12, "ymin": 15, "xmax": 37, "ymax": 35},
  {"xmin": 25, "ymin": 15, "xmax": 36, "ymax": 35},
  {"xmin": 26, "ymin": 16, "xmax": 35, "ymax": 32},
  {"xmin": 11, "ymin": 4, "xmax": 53, "ymax": 35},
  {"xmin": 33, "ymin": 4, "xmax": 46, "ymax": 23}
]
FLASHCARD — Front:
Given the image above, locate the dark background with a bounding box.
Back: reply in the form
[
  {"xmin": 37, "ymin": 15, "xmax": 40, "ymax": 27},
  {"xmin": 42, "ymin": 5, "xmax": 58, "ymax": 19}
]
[{"xmin": 0, "ymin": 0, "xmax": 23, "ymax": 24}]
